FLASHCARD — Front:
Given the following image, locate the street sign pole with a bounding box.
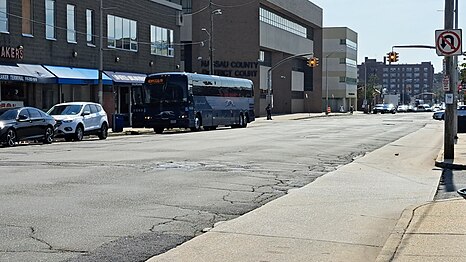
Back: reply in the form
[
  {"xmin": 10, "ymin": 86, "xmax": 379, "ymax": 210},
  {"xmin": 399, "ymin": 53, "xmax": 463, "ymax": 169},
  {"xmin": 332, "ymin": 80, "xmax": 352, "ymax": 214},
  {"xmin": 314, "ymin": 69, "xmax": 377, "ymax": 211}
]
[{"xmin": 444, "ymin": 0, "xmax": 455, "ymax": 160}]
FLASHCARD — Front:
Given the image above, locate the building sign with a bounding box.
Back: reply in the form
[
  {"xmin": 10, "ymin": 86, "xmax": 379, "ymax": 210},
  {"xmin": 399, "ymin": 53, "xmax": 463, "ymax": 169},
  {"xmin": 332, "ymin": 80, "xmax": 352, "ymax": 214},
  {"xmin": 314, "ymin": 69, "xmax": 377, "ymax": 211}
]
[
  {"xmin": 0, "ymin": 46, "xmax": 24, "ymax": 60},
  {"xmin": 112, "ymin": 74, "xmax": 146, "ymax": 83},
  {"xmin": 201, "ymin": 60, "xmax": 258, "ymax": 78},
  {"xmin": 0, "ymin": 74, "xmax": 38, "ymax": 83},
  {"xmin": 0, "ymin": 101, "xmax": 24, "ymax": 108}
]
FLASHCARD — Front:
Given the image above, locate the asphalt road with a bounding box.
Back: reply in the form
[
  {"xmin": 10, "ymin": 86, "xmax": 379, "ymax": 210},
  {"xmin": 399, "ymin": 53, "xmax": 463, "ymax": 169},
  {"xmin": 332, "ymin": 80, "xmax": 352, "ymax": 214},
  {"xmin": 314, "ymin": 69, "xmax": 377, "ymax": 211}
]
[{"xmin": 0, "ymin": 112, "xmax": 437, "ymax": 262}]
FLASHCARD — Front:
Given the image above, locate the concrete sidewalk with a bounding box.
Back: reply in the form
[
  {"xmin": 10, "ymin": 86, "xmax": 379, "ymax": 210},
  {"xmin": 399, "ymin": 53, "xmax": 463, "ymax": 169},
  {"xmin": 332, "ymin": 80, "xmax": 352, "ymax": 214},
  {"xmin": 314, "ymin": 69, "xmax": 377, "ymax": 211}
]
[
  {"xmin": 376, "ymin": 134, "xmax": 466, "ymax": 262},
  {"xmin": 145, "ymin": 119, "xmax": 446, "ymax": 261}
]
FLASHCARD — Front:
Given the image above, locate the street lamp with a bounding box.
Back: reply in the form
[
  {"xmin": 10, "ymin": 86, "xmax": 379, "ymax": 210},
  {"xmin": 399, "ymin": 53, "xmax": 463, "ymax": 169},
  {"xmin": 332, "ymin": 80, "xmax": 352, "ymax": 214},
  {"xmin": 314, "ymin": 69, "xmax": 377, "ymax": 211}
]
[
  {"xmin": 201, "ymin": 28, "xmax": 211, "ymax": 74},
  {"xmin": 325, "ymin": 51, "xmax": 341, "ymax": 115},
  {"xmin": 204, "ymin": 8, "xmax": 222, "ymax": 75}
]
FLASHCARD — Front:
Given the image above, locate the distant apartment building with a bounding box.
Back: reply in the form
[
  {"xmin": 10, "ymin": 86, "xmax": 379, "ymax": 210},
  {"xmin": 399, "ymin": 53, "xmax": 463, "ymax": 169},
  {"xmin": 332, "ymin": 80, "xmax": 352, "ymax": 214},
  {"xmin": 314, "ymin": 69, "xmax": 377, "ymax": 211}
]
[
  {"xmin": 179, "ymin": 0, "xmax": 324, "ymax": 116},
  {"xmin": 322, "ymin": 27, "xmax": 358, "ymax": 112},
  {"xmin": 358, "ymin": 58, "xmax": 435, "ymax": 104}
]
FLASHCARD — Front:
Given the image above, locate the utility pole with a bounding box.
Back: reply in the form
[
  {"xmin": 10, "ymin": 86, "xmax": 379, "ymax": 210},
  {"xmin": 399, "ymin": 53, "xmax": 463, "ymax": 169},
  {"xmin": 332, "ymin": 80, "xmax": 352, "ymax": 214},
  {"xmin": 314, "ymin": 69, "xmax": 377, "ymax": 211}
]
[
  {"xmin": 98, "ymin": 0, "xmax": 103, "ymax": 105},
  {"xmin": 444, "ymin": 0, "xmax": 455, "ymax": 159}
]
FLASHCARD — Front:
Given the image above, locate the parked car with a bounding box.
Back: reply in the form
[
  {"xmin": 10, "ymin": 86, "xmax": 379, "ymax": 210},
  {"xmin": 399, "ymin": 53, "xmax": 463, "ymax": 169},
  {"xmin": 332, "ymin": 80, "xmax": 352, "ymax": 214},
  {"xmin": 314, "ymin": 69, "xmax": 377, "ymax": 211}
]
[
  {"xmin": 432, "ymin": 105, "xmax": 466, "ymax": 120},
  {"xmin": 47, "ymin": 102, "xmax": 109, "ymax": 141},
  {"xmin": 373, "ymin": 104, "xmax": 396, "ymax": 114},
  {"xmin": 432, "ymin": 110, "xmax": 445, "ymax": 120},
  {"xmin": 0, "ymin": 107, "xmax": 55, "ymax": 147}
]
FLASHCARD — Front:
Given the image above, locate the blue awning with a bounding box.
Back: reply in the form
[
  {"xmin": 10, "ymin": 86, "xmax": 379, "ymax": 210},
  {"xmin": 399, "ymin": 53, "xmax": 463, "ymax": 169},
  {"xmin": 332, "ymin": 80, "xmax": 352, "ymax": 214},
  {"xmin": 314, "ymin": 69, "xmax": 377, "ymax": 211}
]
[
  {"xmin": 0, "ymin": 63, "xmax": 56, "ymax": 83},
  {"xmin": 104, "ymin": 71, "xmax": 147, "ymax": 85},
  {"xmin": 44, "ymin": 65, "xmax": 112, "ymax": 85}
]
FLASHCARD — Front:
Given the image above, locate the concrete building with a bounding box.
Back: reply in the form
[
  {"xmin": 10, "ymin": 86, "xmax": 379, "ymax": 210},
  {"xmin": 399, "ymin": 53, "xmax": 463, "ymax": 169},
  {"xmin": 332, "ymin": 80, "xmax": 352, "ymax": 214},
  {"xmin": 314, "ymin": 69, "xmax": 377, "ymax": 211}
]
[
  {"xmin": 358, "ymin": 57, "xmax": 435, "ymax": 105},
  {"xmin": 180, "ymin": 0, "xmax": 323, "ymax": 116},
  {"xmin": 322, "ymin": 27, "xmax": 358, "ymax": 112},
  {"xmin": 0, "ymin": 0, "xmax": 182, "ymax": 126}
]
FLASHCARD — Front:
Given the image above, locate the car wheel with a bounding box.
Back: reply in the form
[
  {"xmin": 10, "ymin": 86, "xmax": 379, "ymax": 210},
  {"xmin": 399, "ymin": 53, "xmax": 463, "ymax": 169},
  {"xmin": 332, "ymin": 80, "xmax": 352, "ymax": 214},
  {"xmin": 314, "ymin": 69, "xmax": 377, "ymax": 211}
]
[
  {"xmin": 74, "ymin": 125, "xmax": 84, "ymax": 141},
  {"xmin": 5, "ymin": 129, "xmax": 16, "ymax": 147},
  {"xmin": 98, "ymin": 123, "xmax": 108, "ymax": 140},
  {"xmin": 43, "ymin": 126, "xmax": 54, "ymax": 144}
]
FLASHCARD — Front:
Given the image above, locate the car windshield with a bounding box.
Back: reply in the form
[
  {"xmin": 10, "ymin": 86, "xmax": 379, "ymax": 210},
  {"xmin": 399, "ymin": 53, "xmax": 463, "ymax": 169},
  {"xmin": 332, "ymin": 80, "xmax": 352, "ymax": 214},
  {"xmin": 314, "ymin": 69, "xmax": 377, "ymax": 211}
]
[
  {"xmin": 0, "ymin": 108, "xmax": 17, "ymax": 120},
  {"xmin": 48, "ymin": 105, "xmax": 83, "ymax": 115}
]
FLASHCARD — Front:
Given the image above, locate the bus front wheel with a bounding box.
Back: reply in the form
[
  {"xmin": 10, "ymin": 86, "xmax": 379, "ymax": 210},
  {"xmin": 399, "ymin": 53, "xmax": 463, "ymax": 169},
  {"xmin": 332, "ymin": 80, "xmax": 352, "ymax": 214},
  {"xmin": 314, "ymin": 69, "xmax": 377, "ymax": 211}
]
[
  {"xmin": 191, "ymin": 115, "xmax": 202, "ymax": 132},
  {"xmin": 154, "ymin": 127, "xmax": 164, "ymax": 134}
]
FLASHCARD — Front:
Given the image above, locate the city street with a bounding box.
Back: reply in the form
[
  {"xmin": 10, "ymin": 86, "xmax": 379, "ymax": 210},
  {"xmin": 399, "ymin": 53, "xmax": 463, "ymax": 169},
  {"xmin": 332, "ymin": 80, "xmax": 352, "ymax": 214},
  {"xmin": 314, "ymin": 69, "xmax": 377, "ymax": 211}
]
[{"xmin": 0, "ymin": 112, "xmax": 441, "ymax": 262}]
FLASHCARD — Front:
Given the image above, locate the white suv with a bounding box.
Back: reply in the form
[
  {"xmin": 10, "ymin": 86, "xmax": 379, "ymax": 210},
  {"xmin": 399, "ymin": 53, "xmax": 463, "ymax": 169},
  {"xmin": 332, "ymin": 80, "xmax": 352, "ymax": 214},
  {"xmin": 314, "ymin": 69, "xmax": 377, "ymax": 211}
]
[{"xmin": 47, "ymin": 102, "xmax": 108, "ymax": 141}]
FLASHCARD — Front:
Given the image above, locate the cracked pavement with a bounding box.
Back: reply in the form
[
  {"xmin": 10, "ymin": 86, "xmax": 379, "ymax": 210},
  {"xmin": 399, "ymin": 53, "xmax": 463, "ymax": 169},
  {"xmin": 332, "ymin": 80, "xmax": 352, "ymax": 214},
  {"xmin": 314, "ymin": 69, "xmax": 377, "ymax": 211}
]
[{"xmin": 0, "ymin": 113, "xmax": 432, "ymax": 262}]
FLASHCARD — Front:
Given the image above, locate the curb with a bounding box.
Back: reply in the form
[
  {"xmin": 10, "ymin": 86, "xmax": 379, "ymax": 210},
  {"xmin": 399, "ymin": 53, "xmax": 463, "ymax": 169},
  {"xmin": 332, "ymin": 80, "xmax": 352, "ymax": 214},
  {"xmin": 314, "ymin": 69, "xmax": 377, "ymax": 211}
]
[{"xmin": 375, "ymin": 204, "xmax": 418, "ymax": 262}]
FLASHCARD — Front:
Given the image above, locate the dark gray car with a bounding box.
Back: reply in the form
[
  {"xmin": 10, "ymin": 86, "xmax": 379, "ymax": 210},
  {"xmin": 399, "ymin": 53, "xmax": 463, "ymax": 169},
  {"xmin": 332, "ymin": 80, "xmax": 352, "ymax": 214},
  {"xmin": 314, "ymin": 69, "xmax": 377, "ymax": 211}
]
[{"xmin": 0, "ymin": 107, "xmax": 56, "ymax": 147}]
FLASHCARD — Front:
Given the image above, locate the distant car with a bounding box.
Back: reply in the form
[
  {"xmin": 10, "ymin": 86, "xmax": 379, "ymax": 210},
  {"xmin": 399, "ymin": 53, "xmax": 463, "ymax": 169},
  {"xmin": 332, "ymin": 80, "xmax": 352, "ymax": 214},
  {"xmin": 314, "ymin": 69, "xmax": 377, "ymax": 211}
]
[
  {"xmin": 397, "ymin": 105, "xmax": 409, "ymax": 112},
  {"xmin": 47, "ymin": 102, "xmax": 109, "ymax": 141},
  {"xmin": 0, "ymin": 107, "xmax": 56, "ymax": 147},
  {"xmin": 415, "ymin": 104, "xmax": 432, "ymax": 112},
  {"xmin": 373, "ymin": 104, "xmax": 396, "ymax": 114}
]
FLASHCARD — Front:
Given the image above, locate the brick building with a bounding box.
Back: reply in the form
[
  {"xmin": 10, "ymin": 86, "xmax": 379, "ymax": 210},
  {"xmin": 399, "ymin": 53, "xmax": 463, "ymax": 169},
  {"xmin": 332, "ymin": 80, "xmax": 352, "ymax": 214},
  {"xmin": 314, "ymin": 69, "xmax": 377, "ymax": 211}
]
[
  {"xmin": 358, "ymin": 57, "xmax": 435, "ymax": 105},
  {"xmin": 0, "ymin": 0, "xmax": 182, "ymax": 125}
]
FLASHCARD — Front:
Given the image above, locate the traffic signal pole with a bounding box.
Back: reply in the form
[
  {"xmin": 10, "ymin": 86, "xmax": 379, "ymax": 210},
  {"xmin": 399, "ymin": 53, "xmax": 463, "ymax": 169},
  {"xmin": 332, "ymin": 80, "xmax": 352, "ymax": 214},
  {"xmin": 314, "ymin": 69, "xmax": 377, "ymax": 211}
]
[
  {"xmin": 266, "ymin": 52, "xmax": 314, "ymax": 107},
  {"xmin": 444, "ymin": 0, "xmax": 455, "ymax": 160}
]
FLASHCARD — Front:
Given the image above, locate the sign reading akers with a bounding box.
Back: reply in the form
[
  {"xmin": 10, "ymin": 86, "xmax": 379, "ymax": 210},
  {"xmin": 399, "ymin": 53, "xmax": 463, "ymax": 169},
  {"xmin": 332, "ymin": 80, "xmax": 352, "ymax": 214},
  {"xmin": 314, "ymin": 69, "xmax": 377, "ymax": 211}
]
[{"xmin": 0, "ymin": 46, "xmax": 24, "ymax": 60}]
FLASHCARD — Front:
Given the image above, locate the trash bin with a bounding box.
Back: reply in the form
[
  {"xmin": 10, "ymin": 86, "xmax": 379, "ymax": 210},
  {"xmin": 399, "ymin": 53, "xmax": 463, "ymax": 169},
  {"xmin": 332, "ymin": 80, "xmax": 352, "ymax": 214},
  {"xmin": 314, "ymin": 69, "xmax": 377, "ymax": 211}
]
[
  {"xmin": 458, "ymin": 116, "xmax": 466, "ymax": 133},
  {"xmin": 112, "ymin": 114, "xmax": 124, "ymax": 132}
]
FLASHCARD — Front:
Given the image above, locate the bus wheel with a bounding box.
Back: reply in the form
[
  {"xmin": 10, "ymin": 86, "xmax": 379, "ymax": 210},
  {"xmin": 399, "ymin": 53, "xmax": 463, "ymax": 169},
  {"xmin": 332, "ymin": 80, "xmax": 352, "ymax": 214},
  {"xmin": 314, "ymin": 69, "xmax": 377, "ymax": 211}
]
[
  {"xmin": 238, "ymin": 114, "xmax": 245, "ymax": 127},
  {"xmin": 154, "ymin": 128, "xmax": 164, "ymax": 134},
  {"xmin": 191, "ymin": 115, "xmax": 202, "ymax": 132},
  {"xmin": 241, "ymin": 114, "xmax": 248, "ymax": 128}
]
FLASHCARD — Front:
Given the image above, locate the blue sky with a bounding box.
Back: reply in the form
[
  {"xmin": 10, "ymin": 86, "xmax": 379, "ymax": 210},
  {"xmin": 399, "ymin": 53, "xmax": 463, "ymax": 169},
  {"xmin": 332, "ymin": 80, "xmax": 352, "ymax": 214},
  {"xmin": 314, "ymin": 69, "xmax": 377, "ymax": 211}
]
[{"xmin": 311, "ymin": 0, "xmax": 465, "ymax": 73}]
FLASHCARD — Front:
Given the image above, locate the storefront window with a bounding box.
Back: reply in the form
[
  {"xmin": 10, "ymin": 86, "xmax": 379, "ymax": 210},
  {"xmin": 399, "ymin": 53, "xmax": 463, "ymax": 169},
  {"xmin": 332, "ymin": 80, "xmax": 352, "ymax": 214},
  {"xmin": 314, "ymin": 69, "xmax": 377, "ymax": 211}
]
[{"xmin": 1, "ymin": 83, "xmax": 26, "ymax": 101}]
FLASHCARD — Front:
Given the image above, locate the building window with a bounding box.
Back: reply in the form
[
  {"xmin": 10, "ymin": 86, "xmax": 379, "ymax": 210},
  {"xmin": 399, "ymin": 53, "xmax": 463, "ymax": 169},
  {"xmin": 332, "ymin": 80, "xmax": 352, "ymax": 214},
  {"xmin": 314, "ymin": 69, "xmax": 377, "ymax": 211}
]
[
  {"xmin": 108, "ymin": 15, "xmax": 137, "ymax": 51},
  {"xmin": 45, "ymin": 0, "xmax": 55, "ymax": 39},
  {"xmin": 0, "ymin": 0, "xmax": 8, "ymax": 33},
  {"xmin": 340, "ymin": 39, "xmax": 357, "ymax": 50},
  {"xmin": 259, "ymin": 7, "xmax": 307, "ymax": 38},
  {"xmin": 22, "ymin": 0, "xmax": 33, "ymax": 35},
  {"xmin": 150, "ymin": 25, "xmax": 173, "ymax": 57},
  {"xmin": 0, "ymin": 0, "xmax": 7, "ymax": 33},
  {"xmin": 86, "ymin": 9, "xmax": 94, "ymax": 45},
  {"xmin": 66, "ymin": 4, "xmax": 76, "ymax": 43},
  {"xmin": 181, "ymin": 0, "xmax": 192, "ymax": 14}
]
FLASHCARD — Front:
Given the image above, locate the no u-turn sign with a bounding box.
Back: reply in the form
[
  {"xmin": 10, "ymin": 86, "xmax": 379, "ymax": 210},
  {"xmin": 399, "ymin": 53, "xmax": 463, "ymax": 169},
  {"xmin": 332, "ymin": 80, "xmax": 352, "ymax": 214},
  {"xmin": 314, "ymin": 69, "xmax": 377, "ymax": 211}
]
[{"xmin": 435, "ymin": 29, "xmax": 462, "ymax": 56}]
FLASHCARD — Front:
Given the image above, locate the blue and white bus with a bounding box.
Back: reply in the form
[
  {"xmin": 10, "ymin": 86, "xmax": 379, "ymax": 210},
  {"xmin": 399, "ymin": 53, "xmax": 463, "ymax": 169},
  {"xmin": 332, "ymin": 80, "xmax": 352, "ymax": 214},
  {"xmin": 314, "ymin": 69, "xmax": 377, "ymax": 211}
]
[{"xmin": 131, "ymin": 72, "xmax": 255, "ymax": 133}]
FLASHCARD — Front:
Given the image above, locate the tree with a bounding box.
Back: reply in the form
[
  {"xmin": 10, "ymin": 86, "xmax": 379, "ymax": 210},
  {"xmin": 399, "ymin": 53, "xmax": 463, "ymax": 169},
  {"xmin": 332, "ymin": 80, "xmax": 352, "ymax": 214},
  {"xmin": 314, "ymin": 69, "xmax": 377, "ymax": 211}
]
[{"xmin": 357, "ymin": 74, "xmax": 379, "ymax": 110}]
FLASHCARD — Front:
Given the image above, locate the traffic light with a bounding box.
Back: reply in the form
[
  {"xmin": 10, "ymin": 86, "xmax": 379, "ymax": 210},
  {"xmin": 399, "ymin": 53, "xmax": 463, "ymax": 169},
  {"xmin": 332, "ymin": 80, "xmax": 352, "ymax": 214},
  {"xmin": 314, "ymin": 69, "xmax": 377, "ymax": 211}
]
[
  {"xmin": 387, "ymin": 52, "xmax": 396, "ymax": 63},
  {"xmin": 307, "ymin": 57, "xmax": 319, "ymax": 68},
  {"xmin": 387, "ymin": 51, "xmax": 399, "ymax": 63}
]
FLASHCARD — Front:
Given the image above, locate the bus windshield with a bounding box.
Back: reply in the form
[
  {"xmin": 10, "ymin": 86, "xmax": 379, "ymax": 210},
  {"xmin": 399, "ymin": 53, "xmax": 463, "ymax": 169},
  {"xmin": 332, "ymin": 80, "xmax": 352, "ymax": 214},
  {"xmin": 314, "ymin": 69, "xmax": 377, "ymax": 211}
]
[{"xmin": 143, "ymin": 75, "xmax": 188, "ymax": 103}]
